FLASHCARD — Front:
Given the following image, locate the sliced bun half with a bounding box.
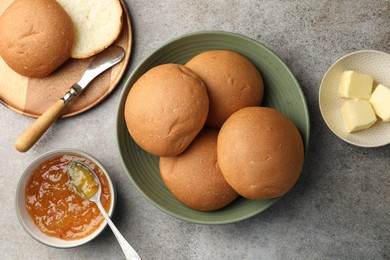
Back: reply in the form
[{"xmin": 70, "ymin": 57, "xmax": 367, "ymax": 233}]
[
  {"xmin": 57, "ymin": 0, "xmax": 123, "ymax": 58},
  {"xmin": 0, "ymin": 0, "xmax": 74, "ymax": 77}
]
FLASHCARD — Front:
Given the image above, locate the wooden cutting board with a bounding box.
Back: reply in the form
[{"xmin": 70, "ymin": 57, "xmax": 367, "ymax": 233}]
[{"xmin": 0, "ymin": 0, "xmax": 132, "ymax": 118}]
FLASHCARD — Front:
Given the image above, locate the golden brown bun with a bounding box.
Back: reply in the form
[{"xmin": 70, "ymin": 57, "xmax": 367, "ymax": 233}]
[
  {"xmin": 0, "ymin": 0, "xmax": 74, "ymax": 78},
  {"xmin": 57, "ymin": 0, "xmax": 122, "ymax": 59},
  {"xmin": 217, "ymin": 107, "xmax": 304, "ymax": 199},
  {"xmin": 186, "ymin": 50, "xmax": 264, "ymax": 128},
  {"xmin": 160, "ymin": 128, "xmax": 239, "ymax": 211},
  {"xmin": 124, "ymin": 64, "xmax": 209, "ymax": 157}
]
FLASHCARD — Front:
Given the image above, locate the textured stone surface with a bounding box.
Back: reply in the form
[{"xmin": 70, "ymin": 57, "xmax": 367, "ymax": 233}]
[{"xmin": 0, "ymin": 0, "xmax": 389, "ymax": 259}]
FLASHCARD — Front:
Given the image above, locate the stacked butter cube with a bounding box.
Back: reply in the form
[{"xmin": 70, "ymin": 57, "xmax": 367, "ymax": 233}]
[{"xmin": 338, "ymin": 71, "xmax": 390, "ymax": 133}]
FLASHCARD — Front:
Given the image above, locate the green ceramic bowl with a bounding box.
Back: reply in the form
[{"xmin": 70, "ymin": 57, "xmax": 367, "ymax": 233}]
[{"xmin": 116, "ymin": 31, "xmax": 310, "ymax": 224}]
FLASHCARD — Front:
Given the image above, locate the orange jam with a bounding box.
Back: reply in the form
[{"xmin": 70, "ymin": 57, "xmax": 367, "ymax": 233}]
[
  {"xmin": 68, "ymin": 161, "xmax": 100, "ymax": 199},
  {"xmin": 25, "ymin": 154, "xmax": 112, "ymax": 240}
]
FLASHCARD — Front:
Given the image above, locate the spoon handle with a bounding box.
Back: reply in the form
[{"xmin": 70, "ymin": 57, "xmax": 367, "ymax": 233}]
[{"xmin": 95, "ymin": 202, "xmax": 141, "ymax": 260}]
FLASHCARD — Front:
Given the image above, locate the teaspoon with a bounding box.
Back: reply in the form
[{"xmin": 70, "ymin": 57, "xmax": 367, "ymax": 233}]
[{"xmin": 67, "ymin": 161, "xmax": 141, "ymax": 260}]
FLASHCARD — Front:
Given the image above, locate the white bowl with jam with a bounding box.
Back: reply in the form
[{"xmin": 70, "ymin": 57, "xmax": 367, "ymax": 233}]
[{"xmin": 16, "ymin": 149, "xmax": 116, "ymax": 248}]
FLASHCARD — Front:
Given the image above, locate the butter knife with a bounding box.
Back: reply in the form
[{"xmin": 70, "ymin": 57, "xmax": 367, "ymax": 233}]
[{"xmin": 15, "ymin": 46, "xmax": 125, "ymax": 152}]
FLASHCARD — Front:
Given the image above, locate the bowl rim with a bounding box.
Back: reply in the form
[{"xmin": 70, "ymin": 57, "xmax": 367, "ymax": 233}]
[
  {"xmin": 319, "ymin": 49, "xmax": 390, "ymax": 148},
  {"xmin": 116, "ymin": 30, "xmax": 310, "ymax": 224},
  {"xmin": 15, "ymin": 148, "xmax": 116, "ymax": 248}
]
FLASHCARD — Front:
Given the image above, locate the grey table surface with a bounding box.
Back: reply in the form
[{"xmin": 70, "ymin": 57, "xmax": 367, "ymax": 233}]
[{"xmin": 0, "ymin": 0, "xmax": 389, "ymax": 259}]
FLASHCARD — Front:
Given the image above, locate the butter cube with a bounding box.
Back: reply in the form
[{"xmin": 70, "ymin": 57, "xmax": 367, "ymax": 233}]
[
  {"xmin": 369, "ymin": 84, "xmax": 390, "ymax": 122},
  {"xmin": 341, "ymin": 99, "xmax": 377, "ymax": 133},
  {"xmin": 338, "ymin": 71, "xmax": 373, "ymax": 100}
]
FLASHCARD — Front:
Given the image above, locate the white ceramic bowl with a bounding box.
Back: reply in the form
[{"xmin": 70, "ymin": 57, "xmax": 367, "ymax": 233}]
[
  {"xmin": 319, "ymin": 50, "xmax": 390, "ymax": 147},
  {"xmin": 16, "ymin": 149, "xmax": 116, "ymax": 248}
]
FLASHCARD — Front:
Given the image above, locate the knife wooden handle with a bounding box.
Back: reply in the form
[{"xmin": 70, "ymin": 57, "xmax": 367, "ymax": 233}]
[{"xmin": 15, "ymin": 100, "xmax": 67, "ymax": 152}]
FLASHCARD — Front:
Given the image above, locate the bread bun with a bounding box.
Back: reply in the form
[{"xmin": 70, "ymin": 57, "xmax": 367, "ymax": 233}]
[
  {"xmin": 125, "ymin": 64, "xmax": 209, "ymax": 157},
  {"xmin": 160, "ymin": 129, "xmax": 238, "ymax": 211},
  {"xmin": 217, "ymin": 107, "xmax": 304, "ymax": 199},
  {"xmin": 0, "ymin": 0, "xmax": 74, "ymax": 78},
  {"xmin": 186, "ymin": 50, "xmax": 264, "ymax": 128},
  {"xmin": 57, "ymin": 0, "xmax": 123, "ymax": 59}
]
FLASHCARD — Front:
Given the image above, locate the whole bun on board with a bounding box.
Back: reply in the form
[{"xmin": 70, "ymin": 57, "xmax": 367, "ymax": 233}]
[
  {"xmin": 57, "ymin": 0, "xmax": 123, "ymax": 59},
  {"xmin": 0, "ymin": 0, "xmax": 74, "ymax": 78},
  {"xmin": 124, "ymin": 64, "xmax": 209, "ymax": 157},
  {"xmin": 217, "ymin": 106, "xmax": 304, "ymax": 199},
  {"xmin": 160, "ymin": 128, "xmax": 239, "ymax": 211},
  {"xmin": 186, "ymin": 50, "xmax": 264, "ymax": 128}
]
